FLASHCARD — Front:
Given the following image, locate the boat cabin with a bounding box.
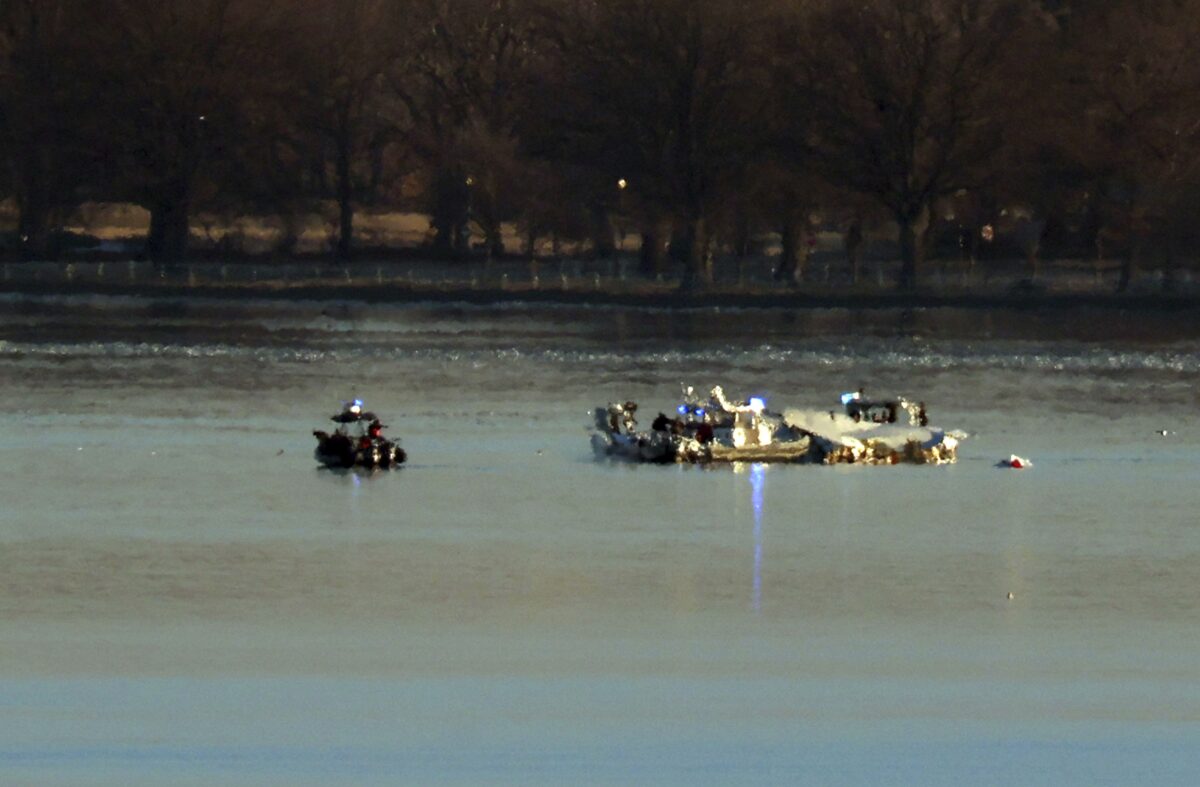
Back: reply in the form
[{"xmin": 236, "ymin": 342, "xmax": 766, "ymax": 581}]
[{"xmin": 844, "ymin": 396, "xmax": 927, "ymax": 426}]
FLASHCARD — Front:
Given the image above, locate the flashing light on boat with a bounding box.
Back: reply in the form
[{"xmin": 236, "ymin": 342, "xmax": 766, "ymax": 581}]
[
  {"xmin": 840, "ymin": 392, "xmax": 859, "ymax": 406},
  {"xmin": 677, "ymin": 404, "xmax": 688, "ymax": 415},
  {"xmin": 749, "ymin": 397, "xmax": 765, "ymax": 414}
]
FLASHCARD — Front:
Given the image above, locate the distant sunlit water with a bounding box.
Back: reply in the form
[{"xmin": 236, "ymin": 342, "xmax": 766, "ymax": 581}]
[{"xmin": 1, "ymin": 294, "xmax": 1199, "ymax": 785}]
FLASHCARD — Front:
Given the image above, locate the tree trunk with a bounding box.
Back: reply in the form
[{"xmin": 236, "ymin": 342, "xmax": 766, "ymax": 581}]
[
  {"xmin": 776, "ymin": 211, "xmax": 807, "ymax": 285},
  {"xmin": 335, "ymin": 133, "xmax": 354, "ymax": 260},
  {"xmin": 967, "ymin": 226, "xmax": 980, "ymax": 273},
  {"xmin": 898, "ymin": 216, "xmax": 921, "ymax": 291},
  {"xmin": 732, "ymin": 206, "xmax": 751, "ymax": 259},
  {"xmin": 275, "ymin": 209, "xmax": 302, "ymax": 255},
  {"xmin": 484, "ymin": 217, "xmax": 503, "ymax": 261},
  {"xmin": 681, "ymin": 215, "xmax": 711, "ymax": 289},
  {"xmin": 591, "ymin": 205, "xmax": 614, "ymax": 259},
  {"xmin": 844, "ymin": 219, "xmax": 864, "ymax": 286},
  {"xmin": 638, "ymin": 229, "xmax": 659, "ymax": 277},
  {"xmin": 1161, "ymin": 241, "xmax": 1176, "ymax": 293},
  {"xmin": 638, "ymin": 219, "xmax": 670, "ymax": 278},
  {"xmin": 147, "ymin": 188, "xmax": 191, "ymax": 263},
  {"xmin": 526, "ymin": 224, "xmax": 537, "ymax": 260},
  {"xmin": 16, "ymin": 157, "xmax": 51, "ymax": 260},
  {"xmin": 1117, "ymin": 244, "xmax": 1137, "ymax": 293},
  {"xmin": 430, "ymin": 167, "xmax": 467, "ymax": 256}
]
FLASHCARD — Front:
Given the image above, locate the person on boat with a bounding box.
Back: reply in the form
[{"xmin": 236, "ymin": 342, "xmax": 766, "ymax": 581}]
[
  {"xmin": 621, "ymin": 401, "xmax": 638, "ymax": 433},
  {"xmin": 606, "ymin": 401, "xmax": 638, "ymax": 434},
  {"xmin": 652, "ymin": 412, "xmax": 672, "ymax": 431},
  {"xmin": 369, "ymin": 419, "xmax": 384, "ymax": 439}
]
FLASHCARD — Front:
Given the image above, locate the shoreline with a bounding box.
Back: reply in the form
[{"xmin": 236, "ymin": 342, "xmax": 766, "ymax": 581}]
[{"xmin": 3, "ymin": 278, "xmax": 1199, "ymax": 312}]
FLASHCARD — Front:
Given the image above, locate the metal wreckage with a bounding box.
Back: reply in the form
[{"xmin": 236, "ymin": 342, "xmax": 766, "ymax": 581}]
[{"xmin": 591, "ymin": 386, "xmax": 965, "ymax": 465}]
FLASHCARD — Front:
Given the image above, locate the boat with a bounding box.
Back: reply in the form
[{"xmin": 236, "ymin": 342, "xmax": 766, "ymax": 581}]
[
  {"xmin": 313, "ymin": 399, "xmax": 407, "ymax": 469},
  {"xmin": 591, "ymin": 386, "xmax": 964, "ymax": 465},
  {"xmin": 591, "ymin": 385, "xmax": 802, "ymax": 464}
]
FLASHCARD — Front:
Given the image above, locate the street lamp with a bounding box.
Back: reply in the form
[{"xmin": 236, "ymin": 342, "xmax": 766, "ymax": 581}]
[{"xmin": 614, "ymin": 178, "xmax": 630, "ymax": 254}]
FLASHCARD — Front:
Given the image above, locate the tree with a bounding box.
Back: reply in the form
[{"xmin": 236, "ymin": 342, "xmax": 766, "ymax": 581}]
[
  {"xmin": 777, "ymin": 0, "xmax": 1049, "ymax": 289},
  {"xmin": 1060, "ymin": 0, "xmax": 1200, "ymax": 291},
  {"xmin": 402, "ymin": 0, "xmax": 542, "ymax": 258},
  {"xmin": 0, "ymin": 0, "xmax": 89, "ymax": 258},
  {"xmin": 534, "ymin": 0, "xmax": 772, "ymax": 287},
  {"xmin": 82, "ymin": 0, "xmax": 277, "ymax": 262},
  {"xmin": 285, "ymin": 0, "xmax": 414, "ymax": 260}
]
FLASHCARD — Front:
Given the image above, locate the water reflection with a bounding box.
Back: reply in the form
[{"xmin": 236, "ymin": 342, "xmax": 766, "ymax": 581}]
[
  {"xmin": 314, "ymin": 465, "xmax": 391, "ymax": 486},
  {"xmin": 751, "ymin": 463, "xmax": 767, "ymax": 614},
  {"xmin": 739, "ymin": 462, "xmax": 767, "ymax": 614}
]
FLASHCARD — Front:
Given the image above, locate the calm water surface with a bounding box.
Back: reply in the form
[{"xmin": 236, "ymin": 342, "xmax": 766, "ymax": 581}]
[{"xmin": 1, "ymin": 296, "xmax": 1199, "ymax": 785}]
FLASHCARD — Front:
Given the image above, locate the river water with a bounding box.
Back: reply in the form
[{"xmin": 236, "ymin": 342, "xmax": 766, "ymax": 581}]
[{"xmin": 1, "ymin": 295, "xmax": 1199, "ymax": 785}]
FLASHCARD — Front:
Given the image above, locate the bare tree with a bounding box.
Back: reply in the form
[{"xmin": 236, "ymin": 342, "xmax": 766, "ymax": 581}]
[
  {"xmin": 777, "ymin": 0, "xmax": 1049, "ymax": 289},
  {"xmin": 400, "ymin": 0, "xmax": 541, "ymax": 258},
  {"xmin": 82, "ymin": 0, "xmax": 277, "ymax": 262},
  {"xmin": 1061, "ymin": 0, "xmax": 1200, "ymax": 291},
  {"xmin": 284, "ymin": 0, "xmax": 414, "ymax": 260},
  {"xmin": 535, "ymin": 0, "xmax": 772, "ymax": 287},
  {"xmin": 0, "ymin": 0, "xmax": 89, "ymax": 258}
]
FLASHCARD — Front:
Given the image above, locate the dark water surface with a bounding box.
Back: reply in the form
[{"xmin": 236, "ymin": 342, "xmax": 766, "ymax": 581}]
[{"xmin": 2, "ymin": 295, "xmax": 1199, "ymax": 785}]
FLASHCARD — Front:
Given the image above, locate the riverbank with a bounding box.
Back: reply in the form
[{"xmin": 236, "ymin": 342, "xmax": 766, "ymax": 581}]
[{"xmin": 4, "ymin": 275, "xmax": 1200, "ymax": 312}]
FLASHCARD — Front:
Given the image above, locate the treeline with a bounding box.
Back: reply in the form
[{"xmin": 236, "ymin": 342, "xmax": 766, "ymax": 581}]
[{"xmin": 2, "ymin": 0, "xmax": 1200, "ymax": 290}]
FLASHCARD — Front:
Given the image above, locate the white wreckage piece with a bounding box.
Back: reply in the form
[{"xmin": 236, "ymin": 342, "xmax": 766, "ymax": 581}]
[{"xmin": 592, "ymin": 386, "xmax": 966, "ymax": 465}]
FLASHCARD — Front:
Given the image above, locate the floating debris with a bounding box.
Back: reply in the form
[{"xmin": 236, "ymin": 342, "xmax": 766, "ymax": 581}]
[{"xmin": 592, "ymin": 386, "xmax": 964, "ymax": 465}]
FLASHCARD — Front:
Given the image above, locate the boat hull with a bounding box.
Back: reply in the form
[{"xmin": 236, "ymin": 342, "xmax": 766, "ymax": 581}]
[{"xmin": 313, "ymin": 434, "xmax": 407, "ymax": 469}]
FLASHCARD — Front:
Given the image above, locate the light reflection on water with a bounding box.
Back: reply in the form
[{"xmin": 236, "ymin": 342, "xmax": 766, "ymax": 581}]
[{"xmin": 749, "ymin": 462, "xmax": 766, "ymax": 614}]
